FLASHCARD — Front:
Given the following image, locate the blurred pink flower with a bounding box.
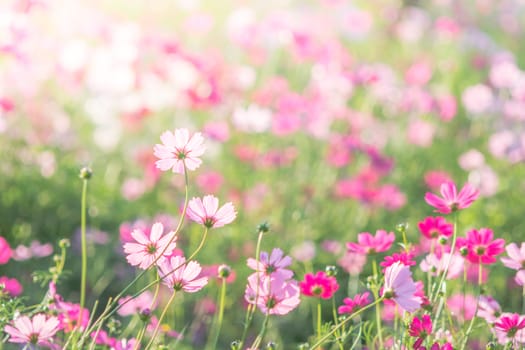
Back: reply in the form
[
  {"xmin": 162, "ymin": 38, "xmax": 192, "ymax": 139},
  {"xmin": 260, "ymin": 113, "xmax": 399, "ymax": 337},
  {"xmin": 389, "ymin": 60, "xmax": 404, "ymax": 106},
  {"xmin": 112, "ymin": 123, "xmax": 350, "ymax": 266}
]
[
  {"xmin": 247, "ymin": 248, "xmax": 294, "ymax": 279},
  {"xmin": 338, "ymin": 292, "xmax": 370, "ymax": 314},
  {"xmin": 501, "ymin": 243, "xmax": 525, "ymax": 270},
  {"xmin": 157, "ymin": 255, "xmax": 208, "ymax": 293},
  {"xmin": 424, "ymin": 181, "xmax": 479, "ymax": 214},
  {"xmin": 458, "ymin": 149, "xmax": 485, "ymax": 171},
  {"xmin": 146, "ymin": 316, "xmax": 182, "ymax": 339},
  {"xmin": 54, "ymin": 301, "xmax": 90, "ymax": 333},
  {"xmin": 196, "ymin": 171, "xmax": 224, "ymax": 194},
  {"xmin": 478, "ymin": 295, "xmax": 502, "ymax": 324},
  {"xmin": 118, "ymin": 291, "xmax": 157, "ymax": 317},
  {"xmin": 405, "ymin": 60, "xmax": 432, "ymax": 86},
  {"xmin": 418, "ymin": 216, "xmax": 453, "ymax": 239},
  {"xmin": 462, "ymin": 84, "xmax": 494, "ymax": 114},
  {"xmin": 338, "ymin": 252, "xmax": 367, "ymax": 275},
  {"xmin": 4, "ymin": 314, "xmax": 59, "ymax": 346},
  {"xmin": 347, "ymin": 230, "xmax": 395, "ymax": 254},
  {"xmin": 245, "ymin": 274, "xmax": 300, "ymax": 315},
  {"xmin": 123, "ymin": 222, "xmax": 177, "ymax": 270},
  {"xmin": 420, "ymin": 253, "xmax": 464, "ymax": 279},
  {"xmin": 383, "ymin": 262, "xmax": 421, "ymax": 313},
  {"xmin": 186, "ymin": 195, "xmax": 236, "ymax": 229},
  {"xmin": 0, "ymin": 236, "xmax": 12, "ymax": 264},
  {"xmin": 291, "ymin": 240, "xmax": 316, "ymax": 262},
  {"xmin": 203, "ymin": 120, "xmax": 229, "ymax": 142},
  {"xmin": 435, "ymin": 93, "xmax": 457, "ymax": 121},
  {"xmin": 300, "ymin": 271, "xmax": 339, "ymax": 299},
  {"xmin": 408, "ymin": 314, "xmax": 432, "ymax": 348},
  {"xmin": 447, "ymin": 293, "xmax": 477, "ymax": 321},
  {"xmin": 407, "ymin": 120, "xmax": 435, "ymax": 147},
  {"xmin": 154, "ymin": 128, "xmax": 205, "ymax": 174},
  {"xmin": 424, "ymin": 171, "xmax": 452, "ymax": 191},
  {"xmin": 457, "ymin": 228, "xmax": 505, "ymax": 265},
  {"xmin": 0, "ymin": 276, "xmax": 23, "ymax": 296}
]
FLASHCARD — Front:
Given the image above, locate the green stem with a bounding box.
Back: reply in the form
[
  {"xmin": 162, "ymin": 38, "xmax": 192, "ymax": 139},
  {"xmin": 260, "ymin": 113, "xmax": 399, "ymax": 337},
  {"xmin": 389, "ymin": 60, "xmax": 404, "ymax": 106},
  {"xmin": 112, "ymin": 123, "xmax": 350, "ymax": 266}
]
[
  {"xmin": 309, "ymin": 297, "xmax": 384, "ymax": 350},
  {"xmin": 331, "ymin": 297, "xmax": 344, "ymax": 350},
  {"xmin": 207, "ymin": 278, "xmax": 227, "ymax": 350},
  {"xmin": 145, "ymin": 291, "xmax": 177, "ymax": 350},
  {"xmin": 317, "ymin": 301, "xmax": 322, "ymax": 341},
  {"xmin": 460, "ymin": 264, "xmax": 482, "ymax": 350},
  {"xmin": 239, "ymin": 229, "xmax": 265, "ymax": 349},
  {"xmin": 250, "ymin": 312, "xmax": 270, "ymax": 349},
  {"xmin": 431, "ymin": 211, "xmax": 458, "ymax": 303},
  {"xmin": 372, "ymin": 259, "xmax": 384, "ymax": 349},
  {"xmin": 79, "ymin": 179, "xmax": 88, "ymax": 326}
]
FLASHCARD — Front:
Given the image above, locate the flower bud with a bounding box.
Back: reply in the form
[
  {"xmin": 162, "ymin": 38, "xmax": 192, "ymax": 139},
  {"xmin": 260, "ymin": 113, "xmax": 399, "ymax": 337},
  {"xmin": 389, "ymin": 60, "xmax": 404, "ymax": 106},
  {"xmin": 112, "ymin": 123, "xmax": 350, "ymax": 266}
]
[
  {"xmin": 59, "ymin": 239, "xmax": 70, "ymax": 248},
  {"xmin": 230, "ymin": 340, "xmax": 241, "ymax": 350},
  {"xmin": 438, "ymin": 236, "xmax": 448, "ymax": 245},
  {"xmin": 325, "ymin": 265, "xmax": 338, "ymax": 277},
  {"xmin": 266, "ymin": 341, "xmax": 277, "ymax": 350},
  {"xmin": 139, "ymin": 308, "xmax": 151, "ymax": 322},
  {"xmin": 459, "ymin": 246, "xmax": 469, "ymax": 257},
  {"xmin": 79, "ymin": 166, "xmax": 93, "ymax": 180},
  {"xmin": 297, "ymin": 343, "xmax": 309, "ymax": 350},
  {"xmin": 218, "ymin": 264, "xmax": 232, "ymax": 279},
  {"xmin": 257, "ymin": 221, "xmax": 270, "ymax": 233},
  {"xmin": 396, "ymin": 223, "xmax": 408, "ymax": 234}
]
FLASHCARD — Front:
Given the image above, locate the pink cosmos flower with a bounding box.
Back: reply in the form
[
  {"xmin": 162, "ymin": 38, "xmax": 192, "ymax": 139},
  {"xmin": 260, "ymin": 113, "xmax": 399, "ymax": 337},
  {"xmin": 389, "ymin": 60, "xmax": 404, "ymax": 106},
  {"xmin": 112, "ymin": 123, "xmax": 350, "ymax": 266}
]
[
  {"xmin": 494, "ymin": 313, "xmax": 525, "ymax": 345},
  {"xmin": 420, "ymin": 253, "xmax": 464, "ymax": 279},
  {"xmin": 424, "ymin": 181, "xmax": 479, "ymax": 214},
  {"xmin": 245, "ymin": 274, "xmax": 301, "ymax": 315},
  {"xmin": 4, "ymin": 314, "xmax": 59, "ymax": 346},
  {"xmin": 447, "ymin": 293, "xmax": 477, "ymax": 322},
  {"xmin": 380, "ymin": 252, "xmax": 416, "ymax": 271},
  {"xmin": 157, "ymin": 255, "xmax": 208, "ymax": 293},
  {"xmin": 347, "ymin": 230, "xmax": 395, "ymax": 254},
  {"xmin": 247, "ymin": 248, "xmax": 294, "ymax": 279},
  {"xmin": 478, "ymin": 295, "xmax": 502, "ymax": 324},
  {"xmin": 456, "ymin": 228, "xmax": 505, "ymax": 265},
  {"xmin": 153, "ymin": 128, "xmax": 205, "ymax": 174},
  {"xmin": 0, "ymin": 276, "xmax": 23, "ymax": 296},
  {"xmin": 338, "ymin": 292, "xmax": 370, "ymax": 314},
  {"xmin": 0, "ymin": 236, "xmax": 12, "ymax": 264},
  {"xmin": 123, "ymin": 222, "xmax": 177, "ymax": 270},
  {"xmin": 186, "ymin": 195, "xmax": 236, "ymax": 229},
  {"xmin": 418, "ymin": 216, "xmax": 453, "ymax": 239},
  {"xmin": 501, "ymin": 243, "xmax": 525, "ymax": 270},
  {"xmin": 299, "ymin": 271, "xmax": 339, "ymax": 299},
  {"xmin": 383, "ymin": 262, "xmax": 421, "ymax": 313},
  {"xmin": 118, "ymin": 291, "xmax": 157, "ymax": 316},
  {"xmin": 54, "ymin": 302, "xmax": 90, "ymax": 333},
  {"xmin": 516, "ymin": 270, "xmax": 525, "ymax": 286},
  {"xmin": 337, "ymin": 252, "xmax": 367, "ymax": 275},
  {"xmin": 408, "ymin": 314, "xmax": 432, "ymax": 349}
]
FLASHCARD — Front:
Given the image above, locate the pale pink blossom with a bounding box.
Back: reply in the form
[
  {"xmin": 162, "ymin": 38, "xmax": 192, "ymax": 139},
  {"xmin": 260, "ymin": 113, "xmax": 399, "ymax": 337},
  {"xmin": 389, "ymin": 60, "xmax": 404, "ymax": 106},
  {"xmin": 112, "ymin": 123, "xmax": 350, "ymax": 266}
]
[
  {"xmin": 186, "ymin": 195, "xmax": 236, "ymax": 229},
  {"xmin": 462, "ymin": 84, "xmax": 493, "ymax": 114},
  {"xmin": 247, "ymin": 248, "xmax": 294, "ymax": 279},
  {"xmin": 478, "ymin": 295, "xmax": 502, "ymax": 324},
  {"xmin": 123, "ymin": 222, "xmax": 177, "ymax": 270},
  {"xmin": 245, "ymin": 274, "xmax": 301, "ymax": 315},
  {"xmin": 383, "ymin": 262, "xmax": 421, "ymax": 313},
  {"xmin": 4, "ymin": 314, "xmax": 59, "ymax": 346},
  {"xmin": 157, "ymin": 255, "xmax": 208, "ymax": 293},
  {"xmin": 501, "ymin": 243, "xmax": 525, "ymax": 270},
  {"xmin": 118, "ymin": 291, "xmax": 157, "ymax": 316},
  {"xmin": 420, "ymin": 253, "xmax": 463, "ymax": 279},
  {"xmin": 447, "ymin": 293, "xmax": 477, "ymax": 321},
  {"xmin": 154, "ymin": 128, "xmax": 205, "ymax": 174},
  {"xmin": 347, "ymin": 230, "xmax": 395, "ymax": 254},
  {"xmin": 424, "ymin": 181, "xmax": 479, "ymax": 214}
]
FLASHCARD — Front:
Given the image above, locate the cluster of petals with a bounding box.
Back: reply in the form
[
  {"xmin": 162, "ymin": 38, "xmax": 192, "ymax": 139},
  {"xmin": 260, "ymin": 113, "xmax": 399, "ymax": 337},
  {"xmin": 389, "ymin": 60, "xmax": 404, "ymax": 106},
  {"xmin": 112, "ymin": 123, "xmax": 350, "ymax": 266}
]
[
  {"xmin": 477, "ymin": 295, "xmax": 502, "ymax": 324},
  {"xmin": 123, "ymin": 222, "xmax": 177, "ymax": 270},
  {"xmin": 424, "ymin": 181, "xmax": 479, "ymax": 214},
  {"xmin": 299, "ymin": 271, "xmax": 339, "ymax": 299},
  {"xmin": 244, "ymin": 273, "xmax": 301, "ymax": 315},
  {"xmin": 347, "ymin": 229, "xmax": 395, "ymax": 254},
  {"xmin": 383, "ymin": 261, "xmax": 421, "ymax": 313},
  {"xmin": 154, "ymin": 128, "xmax": 206, "ymax": 174},
  {"xmin": 494, "ymin": 313, "xmax": 525, "ymax": 345},
  {"xmin": 157, "ymin": 255, "xmax": 208, "ymax": 293},
  {"xmin": 408, "ymin": 314, "xmax": 432, "ymax": 348},
  {"xmin": 0, "ymin": 236, "xmax": 12, "ymax": 264},
  {"xmin": 186, "ymin": 195, "xmax": 237, "ymax": 229},
  {"xmin": 456, "ymin": 228, "xmax": 505, "ymax": 265},
  {"xmin": 4, "ymin": 314, "xmax": 59, "ymax": 347},
  {"xmin": 418, "ymin": 216, "xmax": 453, "ymax": 239},
  {"xmin": 380, "ymin": 251, "xmax": 416, "ymax": 271},
  {"xmin": 338, "ymin": 292, "xmax": 370, "ymax": 315},
  {"xmin": 420, "ymin": 252, "xmax": 464, "ymax": 279},
  {"xmin": 247, "ymin": 248, "xmax": 294, "ymax": 279}
]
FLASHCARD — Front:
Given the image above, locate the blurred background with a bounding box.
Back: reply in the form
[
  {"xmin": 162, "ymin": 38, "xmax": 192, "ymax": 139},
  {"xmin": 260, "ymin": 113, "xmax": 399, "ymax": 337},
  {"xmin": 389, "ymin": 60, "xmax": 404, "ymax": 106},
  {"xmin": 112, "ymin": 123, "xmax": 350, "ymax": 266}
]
[{"xmin": 1, "ymin": 0, "xmax": 525, "ymax": 347}]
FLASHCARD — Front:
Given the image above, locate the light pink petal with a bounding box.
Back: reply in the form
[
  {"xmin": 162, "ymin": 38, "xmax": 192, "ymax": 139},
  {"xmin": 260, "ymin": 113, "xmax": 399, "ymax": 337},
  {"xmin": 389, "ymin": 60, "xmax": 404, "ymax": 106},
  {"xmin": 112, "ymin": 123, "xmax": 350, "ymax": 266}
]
[
  {"xmin": 186, "ymin": 132, "xmax": 205, "ymax": 155},
  {"xmin": 247, "ymin": 258, "xmax": 261, "ymax": 271},
  {"xmin": 4, "ymin": 324, "xmax": 28, "ymax": 342},
  {"xmin": 440, "ymin": 182, "xmax": 457, "ymax": 201},
  {"xmin": 156, "ymin": 158, "xmax": 178, "ymax": 171},
  {"xmin": 124, "ymin": 242, "xmax": 145, "ymax": 254},
  {"xmin": 182, "ymin": 261, "xmax": 202, "ymax": 281},
  {"xmin": 187, "ymin": 198, "xmax": 206, "ymax": 224},
  {"xmin": 14, "ymin": 316, "xmax": 33, "ymax": 335},
  {"xmin": 149, "ymin": 223, "xmax": 164, "ymax": 243},
  {"xmin": 160, "ymin": 130, "xmax": 177, "ymax": 148},
  {"xmin": 202, "ymin": 195, "xmax": 219, "ymax": 216},
  {"xmin": 131, "ymin": 229, "xmax": 150, "ymax": 245},
  {"xmin": 174, "ymin": 129, "xmax": 190, "ymax": 150},
  {"xmin": 213, "ymin": 203, "xmax": 237, "ymax": 227},
  {"xmin": 32, "ymin": 314, "xmax": 46, "ymax": 333},
  {"xmin": 153, "ymin": 144, "xmax": 175, "ymax": 158},
  {"xmin": 183, "ymin": 157, "xmax": 202, "ymax": 171},
  {"xmin": 183, "ymin": 276, "xmax": 208, "ymax": 293},
  {"xmin": 39, "ymin": 317, "xmax": 59, "ymax": 338}
]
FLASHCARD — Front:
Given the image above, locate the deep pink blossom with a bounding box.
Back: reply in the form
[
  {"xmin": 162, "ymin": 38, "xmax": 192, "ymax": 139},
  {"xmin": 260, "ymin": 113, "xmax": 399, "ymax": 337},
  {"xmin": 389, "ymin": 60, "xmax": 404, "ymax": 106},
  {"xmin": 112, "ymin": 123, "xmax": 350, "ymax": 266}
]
[
  {"xmin": 424, "ymin": 181, "xmax": 479, "ymax": 214},
  {"xmin": 245, "ymin": 274, "xmax": 301, "ymax": 315},
  {"xmin": 408, "ymin": 314, "xmax": 432, "ymax": 349},
  {"xmin": 347, "ymin": 230, "xmax": 395, "ymax": 254},
  {"xmin": 418, "ymin": 216, "xmax": 453, "ymax": 239},
  {"xmin": 186, "ymin": 195, "xmax": 236, "ymax": 228},
  {"xmin": 247, "ymin": 248, "xmax": 294, "ymax": 279},
  {"xmin": 494, "ymin": 313, "xmax": 525, "ymax": 345},
  {"xmin": 300, "ymin": 271, "xmax": 339, "ymax": 299},
  {"xmin": 380, "ymin": 252, "xmax": 416, "ymax": 271},
  {"xmin": 0, "ymin": 276, "xmax": 23, "ymax": 296},
  {"xmin": 157, "ymin": 255, "xmax": 208, "ymax": 293},
  {"xmin": 123, "ymin": 222, "xmax": 177, "ymax": 270},
  {"xmin": 338, "ymin": 292, "xmax": 370, "ymax": 314},
  {"xmin": 501, "ymin": 243, "xmax": 525, "ymax": 270},
  {"xmin": 457, "ymin": 228, "xmax": 505, "ymax": 265},
  {"xmin": 0, "ymin": 236, "xmax": 12, "ymax": 264},
  {"xmin": 153, "ymin": 128, "xmax": 205, "ymax": 174},
  {"xmin": 4, "ymin": 314, "xmax": 59, "ymax": 346},
  {"xmin": 383, "ymin": 262, "xmax": 421, "ymax": 313}
]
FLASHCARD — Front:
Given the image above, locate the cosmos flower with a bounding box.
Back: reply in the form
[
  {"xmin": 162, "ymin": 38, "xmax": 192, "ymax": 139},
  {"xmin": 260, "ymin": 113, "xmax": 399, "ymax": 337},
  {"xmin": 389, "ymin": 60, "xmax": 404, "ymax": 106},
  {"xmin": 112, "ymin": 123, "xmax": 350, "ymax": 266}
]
[
  {"xmin": 157, "ymin": 255, "xmax": 208, "ymax": 293},
  {"xmin": 4, "ymin": 314, "xmax": 59, "ymax": 347},
  {"xmin": 186, "ymin": 195, "xmax": 236, "ymax": 229},
  {"xmin": 154, "ymin": 128, "xmax": 205, "ymax": 174},
  {"xmin": 383, "ymin": 262, "xmax": 421, "ymax": 313},
  {"xmin": 424, "ymin": 181, "xmax": 479, "ymax": 214}
]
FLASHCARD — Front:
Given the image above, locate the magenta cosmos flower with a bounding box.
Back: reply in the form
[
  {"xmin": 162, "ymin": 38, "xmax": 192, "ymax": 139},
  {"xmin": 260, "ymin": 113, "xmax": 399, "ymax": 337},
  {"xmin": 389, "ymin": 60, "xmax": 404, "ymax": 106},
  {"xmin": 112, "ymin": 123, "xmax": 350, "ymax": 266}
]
[
  {"xmin": 157, "ymin": 255, "xmax": 208, "ymax": 293},
  {"xmin": 338, "ymin": 292, "xmax": 370, "ymax": 315},
  {"xmin": 186, "ymin": 195, "xmax": 236, "ymax": 229},
  {"xmin": 408, "ymin": 314, "xmax": 432, "ymax": 348},
  {"xmin": 299, "ymin": 271, "xmax": 339, "ymax": 299},
  {"xmin": 494, "ymin": 313, "xmax": 525, "ymax": 345},
  {"xmin": 424, "ymin": 181, "xmax": 479, "ymax": 214},
  {"xmin": 4, "ymin": 314, "xmax": 60, "ymax": 347},
  {"xmin": 456, "ymin": 228, "xmax": 505, "ymax": 265},
  {"xmin": 153, "ymin": 128, "xmax": 205, "ymax": 174},
  {"xmin": 383, "ymin": 261, "xmax": 421, "ymax": 313},
  {"xmin": 347, "ymin": 230, "xmax": 395, "ymax": 254},
  {"xmin": 245, "ymin": 274, "xmax": 301, "ymax": 315},
  {"xmin": 123, "ymin": 222, "xmax": 177, "ymax": 270},
  {"xmin": 0, "ymin": 236, "xmax": 12, "ymax": 264},
  {"xmin": 418, "ymin": 216, "xmax": 453, "ymax": 239}
]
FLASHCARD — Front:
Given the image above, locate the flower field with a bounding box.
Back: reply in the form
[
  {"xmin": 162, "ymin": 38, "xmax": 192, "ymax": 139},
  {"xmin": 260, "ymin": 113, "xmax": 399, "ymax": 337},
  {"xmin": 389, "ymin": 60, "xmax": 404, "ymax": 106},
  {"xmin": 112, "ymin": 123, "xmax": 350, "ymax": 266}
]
[{"xmin": 2, "ymin": 0, "xmax": 525, "ymax": 349}]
